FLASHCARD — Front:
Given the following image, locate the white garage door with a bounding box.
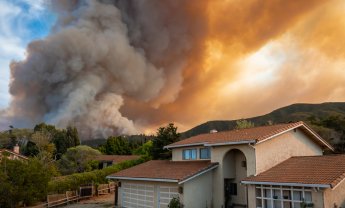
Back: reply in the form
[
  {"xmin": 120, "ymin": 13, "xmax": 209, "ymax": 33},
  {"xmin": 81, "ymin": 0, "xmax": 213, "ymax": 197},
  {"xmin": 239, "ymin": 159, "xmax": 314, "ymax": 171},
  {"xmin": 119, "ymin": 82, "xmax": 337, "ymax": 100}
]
[
  {"xmin": 121, "ymin": 183, "xmax": 154, "ymax": 208},
  {"xmin": 158, "ymin": 186, "xmax": 179, "ymax": 208}
]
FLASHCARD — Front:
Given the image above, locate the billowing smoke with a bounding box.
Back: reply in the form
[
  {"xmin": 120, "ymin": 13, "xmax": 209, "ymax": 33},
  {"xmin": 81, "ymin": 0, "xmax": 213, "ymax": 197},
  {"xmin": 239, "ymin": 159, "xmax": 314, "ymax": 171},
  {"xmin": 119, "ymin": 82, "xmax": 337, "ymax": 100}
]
[
  {"xmin": 3, "ymin": 0, "xmax": 345, "ymax": 139},
  {"xmin": 3, "ymin": 0, "xmax": 207, "ymax": 138}
]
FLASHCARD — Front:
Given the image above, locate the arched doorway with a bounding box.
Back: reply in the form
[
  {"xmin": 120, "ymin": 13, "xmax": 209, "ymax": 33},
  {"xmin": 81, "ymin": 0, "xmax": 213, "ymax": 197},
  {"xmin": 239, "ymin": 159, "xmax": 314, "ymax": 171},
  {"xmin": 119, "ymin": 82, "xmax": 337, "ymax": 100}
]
[{"xmin": 223, "ymin": 149, "xmax": 247, "ymax": 208}]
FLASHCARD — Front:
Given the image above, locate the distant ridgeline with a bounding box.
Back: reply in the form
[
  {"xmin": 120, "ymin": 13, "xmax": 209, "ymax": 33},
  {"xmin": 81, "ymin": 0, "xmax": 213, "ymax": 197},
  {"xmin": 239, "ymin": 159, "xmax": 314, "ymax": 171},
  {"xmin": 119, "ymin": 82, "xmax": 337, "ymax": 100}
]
[{"xmin": 180, "ymin": 102, "xmax": 345, "ymax": 153}]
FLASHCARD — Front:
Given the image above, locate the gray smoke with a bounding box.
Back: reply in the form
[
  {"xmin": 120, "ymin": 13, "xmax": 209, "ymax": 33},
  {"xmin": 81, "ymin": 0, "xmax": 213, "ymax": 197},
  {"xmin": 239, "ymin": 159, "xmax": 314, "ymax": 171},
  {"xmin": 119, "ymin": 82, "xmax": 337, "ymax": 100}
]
[{"xmin": 2, "ymin": 0, "xmax": 204, "ymax": 139}]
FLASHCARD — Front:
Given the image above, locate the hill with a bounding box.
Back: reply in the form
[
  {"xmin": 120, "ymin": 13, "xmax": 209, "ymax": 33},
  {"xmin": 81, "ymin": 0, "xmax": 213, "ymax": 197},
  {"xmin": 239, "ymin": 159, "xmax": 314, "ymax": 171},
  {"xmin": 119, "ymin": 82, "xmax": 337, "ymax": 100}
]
[{"xmin": 181, "ymin": 102, "xmax": 345, "ymax": 152}]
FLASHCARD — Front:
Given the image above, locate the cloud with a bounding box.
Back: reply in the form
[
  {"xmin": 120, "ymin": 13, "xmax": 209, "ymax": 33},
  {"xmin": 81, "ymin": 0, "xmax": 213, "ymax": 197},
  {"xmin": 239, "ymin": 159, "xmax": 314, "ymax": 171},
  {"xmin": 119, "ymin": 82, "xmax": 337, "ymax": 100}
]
[{"xmin": 0, "ymin": 0, "xmax": 54, "ymax": 109}]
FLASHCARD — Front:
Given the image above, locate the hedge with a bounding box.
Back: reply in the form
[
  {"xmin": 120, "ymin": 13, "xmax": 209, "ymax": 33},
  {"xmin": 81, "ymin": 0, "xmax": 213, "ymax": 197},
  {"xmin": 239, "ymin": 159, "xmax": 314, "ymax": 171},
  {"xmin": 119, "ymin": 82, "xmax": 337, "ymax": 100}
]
[{"xmin": 48, "ymin": 157, "xmax": 147, "ymax": 193}]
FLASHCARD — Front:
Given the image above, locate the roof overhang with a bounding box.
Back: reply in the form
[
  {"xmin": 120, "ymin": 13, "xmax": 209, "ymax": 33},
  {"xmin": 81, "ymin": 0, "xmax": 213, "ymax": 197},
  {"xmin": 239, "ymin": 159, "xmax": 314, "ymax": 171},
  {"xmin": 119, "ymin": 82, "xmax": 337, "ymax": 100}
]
[
  {"xmin": 178, "ymin": 164, "xmax": 219, "ymax": 184},
  {"xmin": 106, "ymin": 164, "xmax": 219, "ymax": 184},
  {"xmin": 241, "ymin": 180, "xmax": 331, "ymax": 188},
  {"xmin": 106, "ymin": 176, "xmax": 178, "ymax": 183},
  {"xmin": 164, "ymin": 140, "xmax": 256, "ymax": 149}
]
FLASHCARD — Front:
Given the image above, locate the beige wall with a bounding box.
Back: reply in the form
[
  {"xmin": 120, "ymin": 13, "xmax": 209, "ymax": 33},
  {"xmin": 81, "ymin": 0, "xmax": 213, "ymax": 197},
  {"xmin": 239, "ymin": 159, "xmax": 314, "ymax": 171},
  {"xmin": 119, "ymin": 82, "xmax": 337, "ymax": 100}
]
[
  {"xmin": 255, "ymin": 129, "xmax": 323, "ymax": 174},
  {"xmin": 172, "ymin": 145, "xmax": 210, "ymax": 161},
  {"xmin": 324, "ymin": 179, "xmax": 345, "ymax": 208},
  {"xmin": 183, "ymin": 170, "xmax": 213, "ymax": 208},
  {"xmin": 211, "ymin": 144, "xmax": 256, "ymax": 208}
]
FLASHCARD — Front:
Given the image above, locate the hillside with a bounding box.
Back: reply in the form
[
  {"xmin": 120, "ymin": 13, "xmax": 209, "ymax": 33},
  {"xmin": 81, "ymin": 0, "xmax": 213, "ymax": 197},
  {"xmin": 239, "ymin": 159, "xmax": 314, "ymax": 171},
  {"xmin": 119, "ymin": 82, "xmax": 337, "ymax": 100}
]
[{"xmin": 181, "ymin": 102, "xmax": 345, "ymax": 151}]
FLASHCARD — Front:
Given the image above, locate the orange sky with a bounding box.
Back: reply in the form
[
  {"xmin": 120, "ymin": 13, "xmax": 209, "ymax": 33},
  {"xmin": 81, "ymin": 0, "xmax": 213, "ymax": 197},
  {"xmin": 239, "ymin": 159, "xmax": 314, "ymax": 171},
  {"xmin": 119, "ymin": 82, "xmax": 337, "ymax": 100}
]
[{"xmin": 121, "ymin": 0, "xmax": 345, "ymax": 133}]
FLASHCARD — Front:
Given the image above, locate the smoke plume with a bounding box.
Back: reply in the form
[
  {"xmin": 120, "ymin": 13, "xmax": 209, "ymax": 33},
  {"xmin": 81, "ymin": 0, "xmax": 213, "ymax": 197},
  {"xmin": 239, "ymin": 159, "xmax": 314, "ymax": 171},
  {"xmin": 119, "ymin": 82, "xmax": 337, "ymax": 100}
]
[{"xmin": 2, "ymin": 0, "xmax": 345, "ymax": 138}]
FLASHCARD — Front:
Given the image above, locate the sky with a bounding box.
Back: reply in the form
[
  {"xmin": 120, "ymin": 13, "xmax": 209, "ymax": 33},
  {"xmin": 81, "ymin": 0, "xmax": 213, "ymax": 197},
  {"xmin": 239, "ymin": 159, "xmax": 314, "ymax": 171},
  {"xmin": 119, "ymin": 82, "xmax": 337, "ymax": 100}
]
[
  {"xmin": 0, "ymin": 0, "xmax": 55, "ymax": 108},
  {"xmin": 2, "ymin": 0, "xmax": 345, "ymax": 136}
]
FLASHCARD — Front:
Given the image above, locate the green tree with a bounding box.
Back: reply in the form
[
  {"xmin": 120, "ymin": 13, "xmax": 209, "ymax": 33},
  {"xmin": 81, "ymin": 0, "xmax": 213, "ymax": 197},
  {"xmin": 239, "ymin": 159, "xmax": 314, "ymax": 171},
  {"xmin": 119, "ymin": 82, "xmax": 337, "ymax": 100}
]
[
  {"xmin": 0, "ymin": 158, "xmax": 52, "ymax": 207},
  {"xmin": 133, "ymin": 140, "xmax": 153, "ymax": 159},
  {"xmin": 151, "ymin": 123, "xmax": 180, "ymax": 159},
  {"xmin": 100, "ymin": 136, "xmax": 131, "ymax": 155},
  {"xmin": 58, "ymin": 145, "xmax": 101, "ymax": 175},
  {"xmin": 235, "ymin": 119, "xmax": 255, "ymax": 129}
]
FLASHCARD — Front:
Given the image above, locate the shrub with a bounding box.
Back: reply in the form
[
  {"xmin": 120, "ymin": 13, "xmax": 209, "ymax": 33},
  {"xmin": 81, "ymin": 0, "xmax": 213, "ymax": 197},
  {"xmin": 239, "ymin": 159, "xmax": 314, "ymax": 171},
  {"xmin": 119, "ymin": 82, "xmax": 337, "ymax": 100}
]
[
  {"xmin": 48, "ymin": 157, "xmax": 146, "ymax": 193},
  {"xmin": 168, "ymin": 197, "xmax": 183, "ymax": 208}
]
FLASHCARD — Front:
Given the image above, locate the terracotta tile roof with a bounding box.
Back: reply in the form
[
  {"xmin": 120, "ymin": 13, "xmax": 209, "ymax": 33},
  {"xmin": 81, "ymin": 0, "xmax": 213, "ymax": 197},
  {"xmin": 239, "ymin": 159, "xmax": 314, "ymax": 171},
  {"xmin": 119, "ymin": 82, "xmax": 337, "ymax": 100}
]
[
  {"xmin": 0, "ymin": 149, "xmax": 28, "ymax": 160},
  {"xmin": 166, "ymin": 121, "xmax": 333, "ymax": 150},
  {"xmin": 242, "ymin": 154, "xmax": 345, "ymax": 188},
  {"xmin": 96, "ymin": 155, "xmax": 140, "ymax": 163},
  {"xmin": 107, "ymin": 160, "xmax": 218, "ymax": 183}
]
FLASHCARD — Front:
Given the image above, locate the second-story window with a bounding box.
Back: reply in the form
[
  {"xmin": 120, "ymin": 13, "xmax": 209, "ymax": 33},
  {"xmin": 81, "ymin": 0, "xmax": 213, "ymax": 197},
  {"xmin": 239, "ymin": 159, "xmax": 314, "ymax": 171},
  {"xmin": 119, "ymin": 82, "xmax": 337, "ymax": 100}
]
[
  {"xmin": 200, "ymin": 148, "xmax": 210, "ymax": 159},
  {"xmin": 183, "ymin": 149, "xmax": 197, "ymax": 160}
]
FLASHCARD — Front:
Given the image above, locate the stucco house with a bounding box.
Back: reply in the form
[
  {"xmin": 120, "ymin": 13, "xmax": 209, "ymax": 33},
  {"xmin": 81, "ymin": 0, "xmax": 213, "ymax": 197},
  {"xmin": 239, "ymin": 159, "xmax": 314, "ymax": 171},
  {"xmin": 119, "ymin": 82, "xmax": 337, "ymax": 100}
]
[
  {"xmin": 0, "ymin": 144, "xmax": 28, "ymax": 161},
  {"xmin": 107, "ymin": 121, "xmax": 345, "ymax": 208}
]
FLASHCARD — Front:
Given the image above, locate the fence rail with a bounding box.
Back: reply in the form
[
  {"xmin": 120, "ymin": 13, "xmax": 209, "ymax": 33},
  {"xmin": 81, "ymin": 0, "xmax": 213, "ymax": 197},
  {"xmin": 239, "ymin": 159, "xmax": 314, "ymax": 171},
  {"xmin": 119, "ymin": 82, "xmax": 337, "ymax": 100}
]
[{"xmin": 28, "ymin": 183, "xmax": 117, "ymax": 208}]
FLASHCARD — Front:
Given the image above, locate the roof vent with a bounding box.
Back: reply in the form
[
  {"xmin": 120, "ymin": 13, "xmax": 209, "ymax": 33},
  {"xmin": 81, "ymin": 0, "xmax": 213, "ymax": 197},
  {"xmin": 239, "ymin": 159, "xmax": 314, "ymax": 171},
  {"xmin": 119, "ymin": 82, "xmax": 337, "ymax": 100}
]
[{"xmin": 210, "ymin": 129, "xmax": 218, "ymax": 133}]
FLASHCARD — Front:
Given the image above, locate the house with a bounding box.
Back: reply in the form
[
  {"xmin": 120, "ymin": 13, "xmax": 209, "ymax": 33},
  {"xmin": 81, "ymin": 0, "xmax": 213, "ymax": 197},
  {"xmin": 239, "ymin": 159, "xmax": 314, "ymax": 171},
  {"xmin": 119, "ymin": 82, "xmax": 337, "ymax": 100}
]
[
  {"xmin": 107, "ymin": 121, "xmax": 345, "ymax": 208},
  {"xmin": 0, "ymin": 144, "xmax": 28, "ymax": 161},
  {"xmin": 96, "ymin": 155, "xmax": 140, "ymax": 169}
]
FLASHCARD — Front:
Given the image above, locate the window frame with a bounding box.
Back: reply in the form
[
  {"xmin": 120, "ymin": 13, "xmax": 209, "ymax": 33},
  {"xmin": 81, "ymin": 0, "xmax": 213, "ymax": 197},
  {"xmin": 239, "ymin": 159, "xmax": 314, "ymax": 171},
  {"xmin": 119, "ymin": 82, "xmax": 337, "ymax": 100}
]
[
  {"xmin": 182, "ymin": 149, "xmax": 197, "ymax": 160},
  {"xmin": 255, "ymin": 185, "xmax": 313, "ymax": 208},
  {"xmin": 199, "ymin": 147, "xmax": 211, "ymax": 159}
]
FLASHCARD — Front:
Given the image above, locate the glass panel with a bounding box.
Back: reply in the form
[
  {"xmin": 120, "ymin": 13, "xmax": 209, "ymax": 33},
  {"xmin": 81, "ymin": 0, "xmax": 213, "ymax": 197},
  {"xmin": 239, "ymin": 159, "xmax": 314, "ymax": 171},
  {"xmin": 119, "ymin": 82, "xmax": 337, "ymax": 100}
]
[
  {"xmin": 283, "ymin": 190, "xmax": 291, "ymax": 200},
  {"xmin": 264, "ymin": 189, "xmax": 272, "ymax": 198},
  {"xmin": 256, "ymin": 188, "xmax": 262, "ymax": 197},
  {"xmin": 273, "ymin": 200, "xmax": 282, "ymax": 208},
  {"xmin": 283, "ymin": 201, "xmax": 292, "ymax": 208},
  {"xmin": 304, "ymin": 191, "xmax": 312, "ymax": 202},
  {"xmin": 264, "ymin": 199, "xmax": 272, "ymax": 208},
  {"xmin": 293, "ymin": 202, "xmax": 301, "ymax": 208},
  {"xmin": 273, "ymin": 189, "xmax": 281, "ymax": 199},
  {"xmin": 256, "ymin": 199, "xmax": 262, "ymax": 208},
  {"xmin": 191, "ymin": 149, "xmax": 197, "ymax": 159},
  {"xmin": 200, "ymin": 148, "xmax": 210, "ymax": 159},
  {"xmin": 183, "ymin": 150, "xmax": 190, "ymax": 159},
  {"xmin": 293, "ymin": 191, "xmax": 302, "ymax": 201}
]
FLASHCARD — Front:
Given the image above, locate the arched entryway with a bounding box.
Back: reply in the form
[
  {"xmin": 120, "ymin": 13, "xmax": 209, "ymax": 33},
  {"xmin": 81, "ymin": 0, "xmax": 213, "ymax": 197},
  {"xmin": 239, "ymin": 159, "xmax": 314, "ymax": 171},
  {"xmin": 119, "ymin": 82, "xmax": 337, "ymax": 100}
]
[{"xmin": 223, "ymin": 149, "xmax": 248, "ymax": 208}]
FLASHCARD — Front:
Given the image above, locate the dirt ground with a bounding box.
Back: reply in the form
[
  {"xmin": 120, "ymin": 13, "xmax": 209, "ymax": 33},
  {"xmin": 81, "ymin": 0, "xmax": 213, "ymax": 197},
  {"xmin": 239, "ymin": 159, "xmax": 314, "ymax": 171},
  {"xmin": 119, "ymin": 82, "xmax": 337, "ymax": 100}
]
[{"xmin": 62, "ymin": 194, "xmax": 114, "ymax": 208}]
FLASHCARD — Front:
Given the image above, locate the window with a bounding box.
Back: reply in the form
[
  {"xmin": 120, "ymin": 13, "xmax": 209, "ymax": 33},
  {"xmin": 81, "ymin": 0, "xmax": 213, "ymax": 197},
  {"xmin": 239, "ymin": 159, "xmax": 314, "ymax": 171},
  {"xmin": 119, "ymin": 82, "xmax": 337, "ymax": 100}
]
[
  {"xmin": 255, "ymin": 185, "xmax": 312, "ymax": 208},
  {"xmin": 182, "ymin": 149, "xmax": 197, "ymax": 160},
  {"xmin": 200, "ymin": 148, "xmax": 210, "ymax": 159}
]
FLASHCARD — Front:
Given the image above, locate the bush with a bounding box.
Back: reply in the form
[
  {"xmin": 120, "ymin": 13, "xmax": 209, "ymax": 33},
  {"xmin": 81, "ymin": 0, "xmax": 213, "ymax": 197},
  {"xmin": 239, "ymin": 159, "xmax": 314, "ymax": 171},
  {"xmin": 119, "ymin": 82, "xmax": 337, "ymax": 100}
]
[
  {"xmin": 168, "ymin": 197, "xmax": 183, "ymax": 208},
  {"xmin": 48, "ymin": 157, "xmax": 146, "ymax": 193}
]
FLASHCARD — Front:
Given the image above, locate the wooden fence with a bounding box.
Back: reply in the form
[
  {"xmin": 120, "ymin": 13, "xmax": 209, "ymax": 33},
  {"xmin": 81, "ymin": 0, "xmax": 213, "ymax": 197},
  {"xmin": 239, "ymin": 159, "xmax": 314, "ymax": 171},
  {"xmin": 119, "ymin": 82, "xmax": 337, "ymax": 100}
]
[{"xmin": 28, "ymin": 183, "xmax": 117, "ymax": 208}]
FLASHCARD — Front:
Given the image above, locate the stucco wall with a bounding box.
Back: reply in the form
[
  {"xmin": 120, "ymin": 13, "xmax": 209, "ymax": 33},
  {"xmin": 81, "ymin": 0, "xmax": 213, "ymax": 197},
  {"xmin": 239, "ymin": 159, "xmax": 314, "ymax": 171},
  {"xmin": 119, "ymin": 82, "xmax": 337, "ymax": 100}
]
[
  {"xmin": 172, "ymin": 145, "xmax": 210, "ymax": 161},
  {"xmin": 255, "ymin": 129, "xmax": 323, "ymax": 174},
  {"xmin": 211, "ymin": 144, "xmax": 255, "ymax": 208},
  {"xmin": 324, "ymin": 180, "xmax": 345, "ymax": 208},
  {"xmin": 183, "ymin": 170, "xmax": 213, "ymax": 208}
]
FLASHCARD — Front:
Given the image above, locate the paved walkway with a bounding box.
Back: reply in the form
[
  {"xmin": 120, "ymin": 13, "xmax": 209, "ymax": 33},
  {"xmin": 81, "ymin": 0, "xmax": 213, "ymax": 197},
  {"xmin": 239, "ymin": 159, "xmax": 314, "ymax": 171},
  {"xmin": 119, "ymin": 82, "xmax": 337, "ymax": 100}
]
[{"xmin": 62, "ymin": 194, "xmax": 114, "ymax": 208}]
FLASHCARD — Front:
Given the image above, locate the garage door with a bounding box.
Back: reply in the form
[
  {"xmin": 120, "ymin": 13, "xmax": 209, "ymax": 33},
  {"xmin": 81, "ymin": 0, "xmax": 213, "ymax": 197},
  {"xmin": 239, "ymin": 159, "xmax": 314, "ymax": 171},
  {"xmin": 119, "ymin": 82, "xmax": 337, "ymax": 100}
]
[
  {"xmin": 158, "ymin": 186, "xmax": 179, "ymax": 208},
  {"xmin": 121, "ymin": 183, "xmax": 154, "ymax": 208}
]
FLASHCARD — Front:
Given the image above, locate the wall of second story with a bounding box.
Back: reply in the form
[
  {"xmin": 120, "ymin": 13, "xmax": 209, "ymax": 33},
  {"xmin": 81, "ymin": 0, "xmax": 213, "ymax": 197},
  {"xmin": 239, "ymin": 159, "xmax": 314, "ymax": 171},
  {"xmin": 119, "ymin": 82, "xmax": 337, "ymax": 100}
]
[
  {"xmin": 172, "ymin": 146, "xmax": 211, "ymax": 161},
  {"xmin": 255, "ymin": 128, "xmax": 323, "ymax": 174}
]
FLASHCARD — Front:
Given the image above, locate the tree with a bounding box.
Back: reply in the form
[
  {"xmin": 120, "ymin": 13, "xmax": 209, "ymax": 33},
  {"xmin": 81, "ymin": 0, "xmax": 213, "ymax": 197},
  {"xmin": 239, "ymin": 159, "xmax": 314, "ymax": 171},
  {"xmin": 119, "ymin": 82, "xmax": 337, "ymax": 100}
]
[
  {"xmin": 100, "ymin": 136, "xmax": 131, "ymax": 155},
  {"xmin": 0, "ymin": 158, "xmax": 52, "ymax": 207},
  {"xmin": 133, "ymin": 140, "xmax": 153, "ymax": 159},
  {"xmin": 151, "ymin": 123, "xmax": 180, "ymax": 159},
  {"xmin": 235, "ymin": 119, "xmax": 255, "ymax": 129},
  {"xmin": 58, "ymin": 145, "xmax": 101, "ymax": 175}
]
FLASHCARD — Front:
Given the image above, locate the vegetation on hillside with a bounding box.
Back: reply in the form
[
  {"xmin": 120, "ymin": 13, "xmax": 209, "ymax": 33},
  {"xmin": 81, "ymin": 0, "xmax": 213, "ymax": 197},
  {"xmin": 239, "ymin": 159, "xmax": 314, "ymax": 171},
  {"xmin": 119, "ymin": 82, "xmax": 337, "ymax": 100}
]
[{"xmin": 181, "ymin": 102, "xmax": 345, "ymax": 152}]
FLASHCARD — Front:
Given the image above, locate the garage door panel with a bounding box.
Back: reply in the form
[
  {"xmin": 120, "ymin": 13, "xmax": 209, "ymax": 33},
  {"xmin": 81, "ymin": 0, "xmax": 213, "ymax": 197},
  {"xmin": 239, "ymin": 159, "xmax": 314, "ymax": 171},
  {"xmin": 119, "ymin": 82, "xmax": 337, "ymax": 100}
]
[
  {"xmin": 159, "ymin": 186, "xmax": 179, "ymax": 208},
  {"xmin": 122, "ymin": 183, "xmax": 154, "ymax": 208}
]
